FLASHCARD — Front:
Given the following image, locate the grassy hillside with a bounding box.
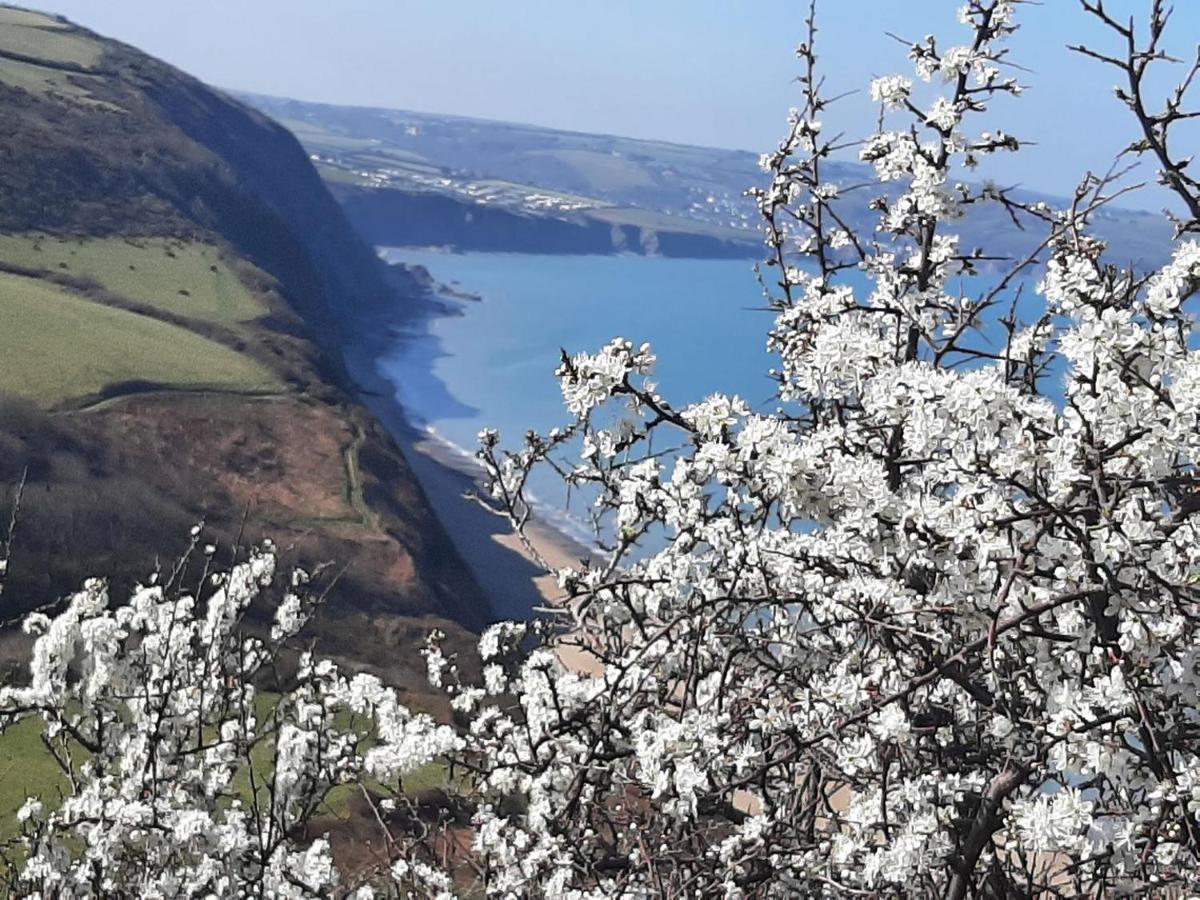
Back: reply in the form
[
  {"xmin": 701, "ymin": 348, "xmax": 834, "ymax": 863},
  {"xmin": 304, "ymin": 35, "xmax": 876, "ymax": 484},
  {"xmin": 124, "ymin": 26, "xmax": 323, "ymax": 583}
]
[
  {"xmin": 0, "ymin": 6, "xmax": 486, "ymax": 710},
  {"xmin": 244, "ymin": 91, "xmax": 1173, "ymax": 268},
  {"xmin": 0, "ymin": 271, "xmax": 277, "ymax": 404},
  {"xmin": 0, "ymin": 234, "xmax": 266, "ymax": 326},
  {"xmin": 0, "ymin": 7, "xmax": 100, "ymax": 66}
]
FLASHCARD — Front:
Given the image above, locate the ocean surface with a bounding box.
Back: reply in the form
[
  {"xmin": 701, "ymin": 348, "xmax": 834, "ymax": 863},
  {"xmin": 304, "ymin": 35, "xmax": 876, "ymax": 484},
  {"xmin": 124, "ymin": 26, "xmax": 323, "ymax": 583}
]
[
  {"xmin": 376, "ymin": 249, "xmax": 792, "ymax": 539},
  {"xmin": 378, "ymin": 248, "xmax": 786, "ymax": 430}
]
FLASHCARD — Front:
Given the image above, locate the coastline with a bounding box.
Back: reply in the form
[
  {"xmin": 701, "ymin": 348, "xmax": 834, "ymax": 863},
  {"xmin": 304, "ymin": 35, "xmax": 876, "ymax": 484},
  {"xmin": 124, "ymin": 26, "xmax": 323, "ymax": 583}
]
[{"xmin": 343, "ymin": 296, "xmax": 591, "ymax": 623}]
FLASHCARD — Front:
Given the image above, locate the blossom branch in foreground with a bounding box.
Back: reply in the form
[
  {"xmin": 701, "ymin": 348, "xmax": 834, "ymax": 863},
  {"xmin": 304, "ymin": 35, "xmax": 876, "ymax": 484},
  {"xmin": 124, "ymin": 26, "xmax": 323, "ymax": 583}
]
[
  {"xmin": 0, "ymin": 537, "xmax": 462, "ymax": 899},
  {"xmin": 423, "ymin": 1, "xmax": 1200, "ymax": 895}
]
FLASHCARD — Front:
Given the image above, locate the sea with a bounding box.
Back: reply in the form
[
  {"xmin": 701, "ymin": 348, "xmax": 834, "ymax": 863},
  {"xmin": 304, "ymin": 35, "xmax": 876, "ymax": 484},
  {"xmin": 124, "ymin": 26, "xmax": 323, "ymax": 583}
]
[
  {"xmin": 374, "ymin": 248, "xmax": 1030, "ymax": 545},
  {"xmin": 375, "ymin": 249, "xmax": 789, "ymax": 541}
]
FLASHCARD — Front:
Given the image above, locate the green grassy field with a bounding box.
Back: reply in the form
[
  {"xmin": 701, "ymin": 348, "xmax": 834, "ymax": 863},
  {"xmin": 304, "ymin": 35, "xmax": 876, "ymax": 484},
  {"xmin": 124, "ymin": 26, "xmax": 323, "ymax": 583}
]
[
  {"xmin": 528, "ymin": 148, "xmax": 656, "ymax": 192},
  {"xmin": 0, "ymin": 272, "xmax": 278, "ymax": 406},
  {"xmin": 0, "ymin": 8, "xmax": 70, "ymax": 29},
  {"xmin": 0, "ymin": 12, "xmax": 102, "ymax": 68},
  {"xmin": 0, "ymin": 715, "xmax": 69, "ymax": 843},
  {"xmin": 0, "ymin": 235, "xmax": 267, "ymax": 327},
  {"xmin": 0, "ymin": 57, "xmax": 113, "ymax": 108},
  {"xmin": 290, "ymin": 130, "xmax": 381, "ymax": 153},
  {"xmin": 315, "ymin": 163, "xmax": 374, "ymax": 187},
  {"xmin": 352, "ymin": 150, "xmax": 433, "ymax": 167}
]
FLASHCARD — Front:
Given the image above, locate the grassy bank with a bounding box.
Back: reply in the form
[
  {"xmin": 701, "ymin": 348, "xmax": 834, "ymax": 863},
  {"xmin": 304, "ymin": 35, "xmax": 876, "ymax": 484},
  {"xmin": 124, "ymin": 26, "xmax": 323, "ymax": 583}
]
[{"xmin": 0, "ymin": 235, "xmax": 267, "ymax": 328}]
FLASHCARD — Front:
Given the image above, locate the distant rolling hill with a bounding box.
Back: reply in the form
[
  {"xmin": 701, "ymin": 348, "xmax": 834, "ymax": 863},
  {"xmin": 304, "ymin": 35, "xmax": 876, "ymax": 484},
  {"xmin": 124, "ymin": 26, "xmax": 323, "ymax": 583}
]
[
  {"xmin": 0, "ymin": 5, "xmax": 486, "ymax": 699},
  {"xmin": 240, "ymin": 92, "xmax": 766, "ymax": 258},
  {"xmin": 243, "ymin": 91, "xmax": 1174, "ymax": 270}
]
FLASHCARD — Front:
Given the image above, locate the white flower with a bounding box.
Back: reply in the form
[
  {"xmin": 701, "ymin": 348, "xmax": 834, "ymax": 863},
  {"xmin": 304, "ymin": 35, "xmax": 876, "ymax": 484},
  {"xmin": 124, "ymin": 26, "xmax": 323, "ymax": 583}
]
[
  {"xmin": 16, "ymin": 799, "xmax": 42, "ymax": 823},
  {"xmin": 1012, "ymin": 789, "xmax": 1094, "ymax": 853},
  {"xmin": 271, "ymin": 592, "xmax": 303, "ymax": 641},
  {"xmin": 682, "ymin": 394, "xmax": 749, "ymax": 438},
  {"xmin": 557, "ymin": 339, "xmax": 655, "ymax": 416},
  {"xmin": 925, "ymin": 97, "xmax": 960, "ymax": 130},
  {"xmin": 870, "ymin": 74, "xmax": 912, "ymax": 108}
]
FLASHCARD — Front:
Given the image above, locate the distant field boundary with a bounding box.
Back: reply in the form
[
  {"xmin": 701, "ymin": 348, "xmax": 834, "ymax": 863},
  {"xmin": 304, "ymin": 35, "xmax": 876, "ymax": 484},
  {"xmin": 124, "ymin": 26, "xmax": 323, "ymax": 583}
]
[
  {"xmin": 59, "ymin": 383, "xmax": 287, "ymax": 415},
  {"xmin": 0, "ymin": 46, "xmax": 105, "ymax": 76}
]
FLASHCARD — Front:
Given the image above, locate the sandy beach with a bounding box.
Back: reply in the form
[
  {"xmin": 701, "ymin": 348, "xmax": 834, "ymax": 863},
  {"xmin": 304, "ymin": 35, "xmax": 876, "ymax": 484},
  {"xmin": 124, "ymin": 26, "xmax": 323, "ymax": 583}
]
[{"xmin": 346, "ymin": 337, "xmax": 590, "ymax": 622}]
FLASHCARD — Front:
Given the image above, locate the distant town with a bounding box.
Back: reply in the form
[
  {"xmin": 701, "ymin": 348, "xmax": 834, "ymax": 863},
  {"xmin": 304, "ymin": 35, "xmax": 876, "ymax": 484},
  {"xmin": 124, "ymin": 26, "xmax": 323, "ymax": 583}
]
[{"xmin": 309, "ymin": 146, "xmax": 757, "ymax": 232}]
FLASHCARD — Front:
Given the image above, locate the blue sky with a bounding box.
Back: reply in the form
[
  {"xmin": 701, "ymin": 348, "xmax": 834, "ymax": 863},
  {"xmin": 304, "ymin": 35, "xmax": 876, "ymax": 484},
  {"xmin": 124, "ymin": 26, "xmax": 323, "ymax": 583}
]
[{"xmin": 31, "ymin": 1, "xmax": 1200, "ymax": 209}]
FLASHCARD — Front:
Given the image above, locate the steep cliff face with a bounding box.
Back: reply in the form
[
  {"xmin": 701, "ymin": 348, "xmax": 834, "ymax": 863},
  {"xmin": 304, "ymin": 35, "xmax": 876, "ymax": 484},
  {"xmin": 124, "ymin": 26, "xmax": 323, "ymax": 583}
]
[
  {"xmin": 0, "ymin": 7, "xmax": 485, "ymax": 695},
  {"xmin": 0, "ymin": 17, "xmax": 427, "ymax": 359}
]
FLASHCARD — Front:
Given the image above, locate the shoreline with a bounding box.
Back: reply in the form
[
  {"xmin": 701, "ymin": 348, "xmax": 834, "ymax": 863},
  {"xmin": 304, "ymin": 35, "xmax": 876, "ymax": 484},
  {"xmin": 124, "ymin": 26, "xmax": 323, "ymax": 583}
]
[{"xmin": 344, "ymin": 298, "xmax": 590, "ymax": 623}]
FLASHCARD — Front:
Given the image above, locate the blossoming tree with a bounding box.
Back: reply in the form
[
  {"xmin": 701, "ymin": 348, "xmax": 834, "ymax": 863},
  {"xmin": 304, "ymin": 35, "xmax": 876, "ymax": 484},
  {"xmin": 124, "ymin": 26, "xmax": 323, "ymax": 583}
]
[
  {"xmin": 0, "ymin": 535, "xmax": 463, "ymax": 898},
  {"xmin": 447, "ymin": 0, "xmax": 1200, "ymax": 895},
  {"xmin": 6, "ymin": 0, "xmax": 1200, "ymax": 896}
]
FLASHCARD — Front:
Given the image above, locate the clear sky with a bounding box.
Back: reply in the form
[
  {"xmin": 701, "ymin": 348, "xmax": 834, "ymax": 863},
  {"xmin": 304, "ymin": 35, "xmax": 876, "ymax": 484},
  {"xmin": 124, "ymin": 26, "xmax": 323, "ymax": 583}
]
[{"xmin": 28, "ymin": 1, "xmax": 1200, "ymax": 209}]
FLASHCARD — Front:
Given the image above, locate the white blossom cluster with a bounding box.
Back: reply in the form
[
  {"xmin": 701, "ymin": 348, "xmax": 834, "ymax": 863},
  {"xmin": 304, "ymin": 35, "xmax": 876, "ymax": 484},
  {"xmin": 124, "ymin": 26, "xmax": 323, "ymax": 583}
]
[
  {"xmin": 0, "ymin": 539, "xmax": 460, "ymax": 898},
  {"xmin": 438, "ymin": 1, "xmax": 1200, "ymax": 896},
  {"xmin": 557, "ymin": 339, "xmax": 657, "ymax": 418}
]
